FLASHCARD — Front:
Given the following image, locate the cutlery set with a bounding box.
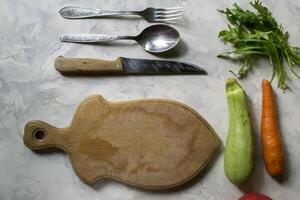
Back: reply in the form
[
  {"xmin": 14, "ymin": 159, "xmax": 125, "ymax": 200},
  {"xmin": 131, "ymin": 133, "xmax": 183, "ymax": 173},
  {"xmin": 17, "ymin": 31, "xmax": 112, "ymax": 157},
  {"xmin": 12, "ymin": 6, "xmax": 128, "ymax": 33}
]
[{"xmin": 58, "ymin": 5, "xmax": 207, "ymax": 75}]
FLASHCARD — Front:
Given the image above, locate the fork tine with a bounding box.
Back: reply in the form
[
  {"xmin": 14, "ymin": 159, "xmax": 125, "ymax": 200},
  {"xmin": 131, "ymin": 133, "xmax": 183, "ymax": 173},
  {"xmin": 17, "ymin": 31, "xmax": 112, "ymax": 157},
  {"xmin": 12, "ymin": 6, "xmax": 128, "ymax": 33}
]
[
  {"xmin": 154, "ymin": 16, "xmax": 184, "ymax": 22},
  {"xmin": 155, "ymin": 13, "xmax": 184, "ymax": 19},
  {"xmin": 156, "ymin": 7, "xmax": 184, "ymax": 11},
  {"xmin": 156, "ymin": 10, "xmax": 184, "ymax": 15}
]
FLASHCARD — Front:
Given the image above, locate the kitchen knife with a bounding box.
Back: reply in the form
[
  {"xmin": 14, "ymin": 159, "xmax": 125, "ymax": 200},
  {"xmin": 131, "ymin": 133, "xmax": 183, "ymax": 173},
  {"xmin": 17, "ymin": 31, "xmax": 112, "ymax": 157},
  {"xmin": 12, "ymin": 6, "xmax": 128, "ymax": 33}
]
[{"xmin": 54, "ymin": 56, "xmax": 207, "ymax": 75}]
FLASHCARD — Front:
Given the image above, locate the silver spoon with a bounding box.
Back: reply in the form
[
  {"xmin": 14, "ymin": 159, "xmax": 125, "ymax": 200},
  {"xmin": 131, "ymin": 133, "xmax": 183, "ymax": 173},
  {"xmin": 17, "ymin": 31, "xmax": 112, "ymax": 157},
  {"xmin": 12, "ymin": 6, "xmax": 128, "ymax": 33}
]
[{"xmin": 60, "ymin": 24, "xmax": 180, "ymax": 53}]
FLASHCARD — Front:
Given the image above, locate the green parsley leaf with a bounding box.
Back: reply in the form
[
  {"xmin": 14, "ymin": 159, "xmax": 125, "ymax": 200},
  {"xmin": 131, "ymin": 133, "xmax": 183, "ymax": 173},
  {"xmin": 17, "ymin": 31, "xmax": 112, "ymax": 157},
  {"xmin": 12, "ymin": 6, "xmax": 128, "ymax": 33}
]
[{"xmin": 218, "ymin": 0, "xmax": 300, "ymax": 90}]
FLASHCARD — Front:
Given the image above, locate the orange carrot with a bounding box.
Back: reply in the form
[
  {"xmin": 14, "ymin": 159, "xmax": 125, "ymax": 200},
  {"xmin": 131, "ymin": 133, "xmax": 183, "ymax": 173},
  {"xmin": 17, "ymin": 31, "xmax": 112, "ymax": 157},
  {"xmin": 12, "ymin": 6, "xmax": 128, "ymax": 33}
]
[{"xmin": 261, "ymin": 79, "xmax": 284, "ymax": 177}]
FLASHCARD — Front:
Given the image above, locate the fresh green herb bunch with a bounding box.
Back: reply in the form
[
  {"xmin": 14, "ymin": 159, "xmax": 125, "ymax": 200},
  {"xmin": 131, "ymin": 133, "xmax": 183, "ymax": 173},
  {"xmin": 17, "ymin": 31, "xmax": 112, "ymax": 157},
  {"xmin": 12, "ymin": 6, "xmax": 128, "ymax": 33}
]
[{"xmin": 218, "ymin": 0, "xmax": 300, "ymax": 90}]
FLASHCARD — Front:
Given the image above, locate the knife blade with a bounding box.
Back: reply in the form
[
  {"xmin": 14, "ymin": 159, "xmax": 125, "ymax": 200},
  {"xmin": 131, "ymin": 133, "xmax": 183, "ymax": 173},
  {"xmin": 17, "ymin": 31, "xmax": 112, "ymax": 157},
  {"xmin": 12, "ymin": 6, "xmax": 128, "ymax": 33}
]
[{"xmin": 54, "ymin": 56, "xmax": 207, "ymax": 75}]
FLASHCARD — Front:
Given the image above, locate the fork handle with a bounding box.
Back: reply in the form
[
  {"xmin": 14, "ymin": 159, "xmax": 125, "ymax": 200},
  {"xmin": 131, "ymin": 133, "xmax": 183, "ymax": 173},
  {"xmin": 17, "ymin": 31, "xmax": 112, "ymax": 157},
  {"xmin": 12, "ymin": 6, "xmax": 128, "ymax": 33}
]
[{"xmin": 59, "ymin": 6, "xmax": 139, "ymax": 19}]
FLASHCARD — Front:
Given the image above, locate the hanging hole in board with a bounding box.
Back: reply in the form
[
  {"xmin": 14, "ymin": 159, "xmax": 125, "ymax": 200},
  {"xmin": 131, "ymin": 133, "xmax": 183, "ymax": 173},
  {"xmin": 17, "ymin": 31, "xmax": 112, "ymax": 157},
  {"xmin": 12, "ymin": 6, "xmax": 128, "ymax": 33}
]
[{"xmin": 33, "ymin": 129, "xmax": 46, "ymax": 141}]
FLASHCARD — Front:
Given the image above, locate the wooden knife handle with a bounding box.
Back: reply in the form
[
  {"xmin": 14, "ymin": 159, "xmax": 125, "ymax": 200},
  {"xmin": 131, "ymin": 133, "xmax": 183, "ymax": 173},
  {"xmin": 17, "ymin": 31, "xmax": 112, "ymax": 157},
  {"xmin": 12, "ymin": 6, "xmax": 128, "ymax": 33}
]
[{"xmin": 54, "ymin": 56, "xmax": 124, "ymax": 74}]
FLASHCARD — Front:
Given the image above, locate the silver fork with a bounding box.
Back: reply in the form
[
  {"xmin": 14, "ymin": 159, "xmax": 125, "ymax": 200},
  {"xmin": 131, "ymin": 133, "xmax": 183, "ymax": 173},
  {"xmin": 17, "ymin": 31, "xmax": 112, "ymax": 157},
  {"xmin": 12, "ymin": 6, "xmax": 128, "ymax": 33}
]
[{"xmin": 59, "ymin": 6, "xmax": 184, "ymax": 23}]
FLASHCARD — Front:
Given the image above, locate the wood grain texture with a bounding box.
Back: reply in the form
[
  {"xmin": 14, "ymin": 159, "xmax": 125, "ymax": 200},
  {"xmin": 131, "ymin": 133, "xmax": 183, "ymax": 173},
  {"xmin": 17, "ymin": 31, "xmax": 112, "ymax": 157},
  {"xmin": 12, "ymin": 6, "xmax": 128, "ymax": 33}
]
[
  {"xmin": 23, "ymin": 95, "xmax": 220, "ymax": 189},
  {"xmin": 54, "ymin": 56, "xmax": 124, "ymax": 74}
]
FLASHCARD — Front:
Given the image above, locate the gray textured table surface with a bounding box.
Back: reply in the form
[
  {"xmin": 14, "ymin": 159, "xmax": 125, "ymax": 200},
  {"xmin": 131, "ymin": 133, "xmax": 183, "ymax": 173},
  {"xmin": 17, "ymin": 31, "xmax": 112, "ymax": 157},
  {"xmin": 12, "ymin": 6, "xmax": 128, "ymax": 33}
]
[{"xmin": 1, "ymin": 0, "xmax": 300, "ymax": 199}]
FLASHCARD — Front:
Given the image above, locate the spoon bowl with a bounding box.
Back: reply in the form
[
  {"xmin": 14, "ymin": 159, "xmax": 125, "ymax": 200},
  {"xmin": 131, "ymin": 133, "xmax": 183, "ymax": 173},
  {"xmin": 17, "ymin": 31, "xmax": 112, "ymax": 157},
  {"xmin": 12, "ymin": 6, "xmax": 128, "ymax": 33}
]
[{"xmin": 136, "ymin": 24, "xmax": 180, "ymax": 53}]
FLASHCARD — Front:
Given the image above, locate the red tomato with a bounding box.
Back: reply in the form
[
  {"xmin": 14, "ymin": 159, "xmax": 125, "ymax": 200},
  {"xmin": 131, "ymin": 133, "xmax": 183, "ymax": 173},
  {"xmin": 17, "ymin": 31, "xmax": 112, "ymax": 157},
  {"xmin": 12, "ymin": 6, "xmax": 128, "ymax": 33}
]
[{"xmin": 239, "ymin": 192, "xmax": 272, "ymax": 200}]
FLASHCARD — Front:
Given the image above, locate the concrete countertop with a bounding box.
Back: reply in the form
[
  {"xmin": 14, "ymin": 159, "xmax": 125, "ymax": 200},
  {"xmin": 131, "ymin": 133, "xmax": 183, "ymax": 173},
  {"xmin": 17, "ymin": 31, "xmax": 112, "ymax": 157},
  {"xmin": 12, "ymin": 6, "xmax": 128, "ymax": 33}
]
[{"xmin": 1, "ymin": 0, "xmax": 300, "ymax": 199}]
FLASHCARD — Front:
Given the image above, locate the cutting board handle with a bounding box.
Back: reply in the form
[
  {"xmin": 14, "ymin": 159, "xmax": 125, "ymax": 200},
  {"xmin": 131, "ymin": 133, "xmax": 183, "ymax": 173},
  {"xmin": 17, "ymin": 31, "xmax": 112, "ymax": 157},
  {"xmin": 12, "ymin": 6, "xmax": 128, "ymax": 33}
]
[{"xmin": 23, "ymin": 120, "xmax": 69, "ymax": 150}]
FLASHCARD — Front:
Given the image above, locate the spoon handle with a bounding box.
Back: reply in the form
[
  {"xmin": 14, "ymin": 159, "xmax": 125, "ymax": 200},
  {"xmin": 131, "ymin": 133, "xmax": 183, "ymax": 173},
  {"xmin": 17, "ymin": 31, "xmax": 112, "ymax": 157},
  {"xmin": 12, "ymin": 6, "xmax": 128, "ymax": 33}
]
[{"xmin": 60, "ymin": 34, "xmax": 133, "ymax": 43}]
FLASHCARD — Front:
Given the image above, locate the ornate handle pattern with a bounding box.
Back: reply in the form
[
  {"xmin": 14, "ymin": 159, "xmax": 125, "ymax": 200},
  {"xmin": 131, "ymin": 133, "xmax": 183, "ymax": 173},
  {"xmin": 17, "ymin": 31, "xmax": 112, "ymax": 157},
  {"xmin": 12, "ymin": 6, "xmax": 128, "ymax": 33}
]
[
  {"xmin": 59, "ymin": 6, "xmax": 138, "ymax": 19},
  {"xmin": 60, "ymin": 34, "xmax": 120, "ymax": 43}
]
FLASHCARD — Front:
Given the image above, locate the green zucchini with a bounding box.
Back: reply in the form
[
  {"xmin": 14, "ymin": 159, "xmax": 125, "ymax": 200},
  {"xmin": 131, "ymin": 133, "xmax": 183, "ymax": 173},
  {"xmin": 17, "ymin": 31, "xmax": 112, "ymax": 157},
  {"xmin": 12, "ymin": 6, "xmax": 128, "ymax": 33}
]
[{"xmin": 224, "ymin": 78, "xmax": 254, "ymax": 185}]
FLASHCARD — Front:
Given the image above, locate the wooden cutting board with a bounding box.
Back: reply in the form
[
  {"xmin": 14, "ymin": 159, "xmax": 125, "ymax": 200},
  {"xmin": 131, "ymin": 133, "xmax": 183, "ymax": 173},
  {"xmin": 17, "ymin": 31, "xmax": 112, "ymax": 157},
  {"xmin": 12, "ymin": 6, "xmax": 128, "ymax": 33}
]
[{"xmin": 24, "ymin": 95, "xmax": 219, "ymax": 189}]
